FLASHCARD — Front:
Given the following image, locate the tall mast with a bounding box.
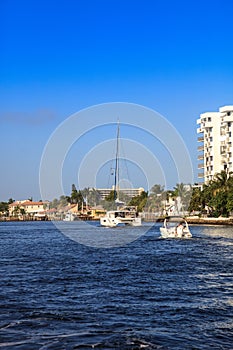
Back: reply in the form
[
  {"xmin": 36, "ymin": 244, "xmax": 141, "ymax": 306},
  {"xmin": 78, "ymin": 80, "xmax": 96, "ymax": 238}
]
[{"xmin": 114, "ymin": 120, "xmax": 120, "ymax": 200}]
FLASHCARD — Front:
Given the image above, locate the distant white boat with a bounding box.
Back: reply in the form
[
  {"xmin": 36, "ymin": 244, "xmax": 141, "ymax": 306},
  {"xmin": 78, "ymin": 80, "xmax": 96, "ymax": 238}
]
[
  {"xmin": 100, "ymin": 121, "xmax": 142, "ymax": 228},
  {"xmin": 160, "ymin": 217, "xmax": 192, "ymax": 239},
  {"xmin": 63, "ymin": 212, "xmax": 76, "ymax": 221},
  {"xmin": 100, "ymin": 206, "xmax": 141, "ymax": 227}
]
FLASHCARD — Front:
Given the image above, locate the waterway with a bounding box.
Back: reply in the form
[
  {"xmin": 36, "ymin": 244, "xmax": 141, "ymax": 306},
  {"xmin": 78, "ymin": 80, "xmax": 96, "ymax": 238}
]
[{"xmin": 0, "ymin": 222, "xmax": 232, "ymax": 349}]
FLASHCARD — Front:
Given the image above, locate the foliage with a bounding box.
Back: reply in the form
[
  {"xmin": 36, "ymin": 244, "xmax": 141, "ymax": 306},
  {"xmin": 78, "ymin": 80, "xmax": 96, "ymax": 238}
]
[
  {"xmin": 189, "ymin": 171, "xmax": 233, "ymax": 217},
  {"xmin": 81, "ymin": 187, "xmax": 101, "ymax": 207},
  {"xmin": 145, "ymin": 184, "xmax": 166, "ymax": 214},
  {"xmin": 70, "ymin": 184, "xmax": 83, "ymax": 209},
  {"xmin": 104, "ymin": 190, "xmax": 115, "ymax": 202},
  {"xmin": 0, "ymin": 202, "xmax": 9, "ymax": 215},
  {"xmin": 128, "ymin": 191, "xmax": 148, "ymax": 212},
  {"xmin": 188, "ymin": 187, "xmax": 202, "ymax": 212}
]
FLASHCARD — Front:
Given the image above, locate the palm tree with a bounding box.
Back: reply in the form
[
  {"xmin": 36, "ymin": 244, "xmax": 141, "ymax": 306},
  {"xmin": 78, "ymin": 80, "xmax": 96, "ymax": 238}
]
[
  {"xmin": 213, "ymin": 170, "xmax": 232, "ymax": 192},
  {"xmin": 208, "ymin": 171, "xmax": 233, "ymax": 217},
  {"xmin": 13, "ymin": 205, "xmax": 20, "ymax": 217},
  {"xmin": 188, "ymin": 187, "xmax": 203, "ymax": 213},
  {"xmin": 172, "ymin": 183, "xmax": 192, "ymax": 213}
]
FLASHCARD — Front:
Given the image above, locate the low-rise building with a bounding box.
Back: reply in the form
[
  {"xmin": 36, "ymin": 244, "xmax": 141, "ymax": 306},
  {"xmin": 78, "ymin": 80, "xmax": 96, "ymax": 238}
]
[
  {"xmin": 96, "ymin": 186, "xmax": 145, "ymax": 200},
  {"xmin": 9, "ymin": 200, "xmax": 49, "ymax": 218}
]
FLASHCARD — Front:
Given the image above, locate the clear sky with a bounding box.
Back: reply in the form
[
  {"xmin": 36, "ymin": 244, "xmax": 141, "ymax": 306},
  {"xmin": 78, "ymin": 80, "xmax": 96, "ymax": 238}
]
[{"xmin": 1, "ymin": 0, "xmax": 233, "ymax": 201}]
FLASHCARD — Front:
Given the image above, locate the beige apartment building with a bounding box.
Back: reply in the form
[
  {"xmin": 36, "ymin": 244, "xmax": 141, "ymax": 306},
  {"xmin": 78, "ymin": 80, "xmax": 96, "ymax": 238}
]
[{"xmin": 197, "ymin": 105, "xmax": 233, "ymax": 184}]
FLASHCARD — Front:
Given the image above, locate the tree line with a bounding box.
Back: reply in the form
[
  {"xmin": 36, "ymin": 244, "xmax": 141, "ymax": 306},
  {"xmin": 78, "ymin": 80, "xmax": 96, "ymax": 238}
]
[{"xmin": 1, "ymin": 171, "xmax": 233, "ymax": 218}]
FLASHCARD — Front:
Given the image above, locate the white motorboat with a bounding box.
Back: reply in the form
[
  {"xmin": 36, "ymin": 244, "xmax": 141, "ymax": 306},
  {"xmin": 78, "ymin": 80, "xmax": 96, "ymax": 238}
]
[
  {"xmin": 100, "ymin": 206, "xmax": 141, "ymax": 227},
  {"xmin": 160, "ymin": 217, "xmax": 192, "ymax": 238}
]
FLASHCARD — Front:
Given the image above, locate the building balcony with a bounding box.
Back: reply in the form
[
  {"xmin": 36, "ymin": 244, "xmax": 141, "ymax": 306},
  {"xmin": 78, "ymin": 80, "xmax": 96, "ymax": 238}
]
[
  {"xmin": 198, "ymin": 145, "xmax": 204, "ymax": 151},
  {"xmin": 198, "ymin": 163, "xmax": 204, "ymax": 169},
  {"xmin": 198, "ymin": 136, "xmax": 204, "ymax": 142},
  {"xmin": 198, "ymin": 155, "xmax": 204, "ymax": 160},
  {"xmin": 197, "ymin": 127, "xmax": 203, "ymax": 133},
  {"xmin": 203, "ymin": 121, "xmax": 213, "ymax": 128},
  {"xmin": 224, "ymin": 116, "xmax": 233, "ymax": 123},
  {"xmin": 198, "ymin": 173, "xmax": 204, "ymax": 178},
  {"xmin": 219, "ymin": 106, "xmax": 233, "ymax": 114}
]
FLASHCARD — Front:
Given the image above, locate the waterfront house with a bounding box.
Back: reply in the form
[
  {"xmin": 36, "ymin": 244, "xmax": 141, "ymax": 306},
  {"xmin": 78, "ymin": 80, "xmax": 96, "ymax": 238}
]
[{"xmin": 8, "ymin": 200, "xmax": 49, "ymax": 219}]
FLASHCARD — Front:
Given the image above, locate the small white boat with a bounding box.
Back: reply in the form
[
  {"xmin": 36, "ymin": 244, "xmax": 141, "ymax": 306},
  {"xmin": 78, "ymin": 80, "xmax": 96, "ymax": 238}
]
[
  {"xmin": 63, "ymin": 212, "xmax": 76, "ymax": 221},
  {"xmin": 100, "ymin": 206, "xmax": 141, "ymax": 227},
  {"xmin": 160, "ymin": 217, "xmax": 192, "ymax": 238}
]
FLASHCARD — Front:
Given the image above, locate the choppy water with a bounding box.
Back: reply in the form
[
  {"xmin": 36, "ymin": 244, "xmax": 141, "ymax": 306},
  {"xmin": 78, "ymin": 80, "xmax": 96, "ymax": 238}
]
[{"xmin": 0, "ymin": 221, "xmax": 232, "ymax": 349}]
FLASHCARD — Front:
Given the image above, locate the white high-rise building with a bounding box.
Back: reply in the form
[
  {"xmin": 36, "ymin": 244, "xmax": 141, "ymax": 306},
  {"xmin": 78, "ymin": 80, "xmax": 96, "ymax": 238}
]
[{"xmin": 197, "ymin": 105, "xmax": 233, "ymax": 184}]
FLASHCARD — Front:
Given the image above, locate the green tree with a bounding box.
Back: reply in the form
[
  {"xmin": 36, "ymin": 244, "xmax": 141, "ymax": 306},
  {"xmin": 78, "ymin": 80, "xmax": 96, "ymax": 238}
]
[
  {"xmin": 20, "ymin": 208, "xmax": 26, "ymax": 219},
  {"xmin": 13, "ymin": 205, "xmax": 20, "ymax": 217},
  {"xmin": 59, "ymin": 195, "xmax": 69, "ymax": 207},
  {"xmin": 81, "ymin": 187, "xmax": 101, "ymax": 207},
  {"xmin": 200, "ymin": 170, "xmax": 233, "ymax": 217},
  {"xmin": 50, "ymin": 198, "xmax": 59, "ymax": 209},
  {"xmin": 128, "ymin": 191, "xmax": 148, "ymax": 212},
  {"xmin": 172, "ymin": 183, "xmax": 192, "ymax": 213},
  {"xmin": 70, "ymin": 184, "xmax": 84, "ymax": 210},
  {"xmin": 146, "ymin": 184, "xmax": 165, "ymax": 214},
  {"xmin": 188, "ymin": 187, "xmax": 203, "ymax": 213},
  {"xmin": 0, "ymin": 202, "xmax": 9, "ymax": 216}
]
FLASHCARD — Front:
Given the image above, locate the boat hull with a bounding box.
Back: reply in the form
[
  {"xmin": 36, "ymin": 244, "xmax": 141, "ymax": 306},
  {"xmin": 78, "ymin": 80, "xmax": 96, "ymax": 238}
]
[
  {"xmin": 160, "ymin": 227, "xmax": 192, "ymax": 239},
  {"xmin": 100, "ymin": 216, "xmax": 141, "ymax": 227}
]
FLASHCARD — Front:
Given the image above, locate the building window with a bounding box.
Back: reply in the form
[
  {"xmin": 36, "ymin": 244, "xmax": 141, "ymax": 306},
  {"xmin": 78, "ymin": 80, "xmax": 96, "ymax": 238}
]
[
  {"xmin": 220, "ymin": 146, "xmax": 225, "ymax": 154},
  {"xmin": 208, "ymin": 117, "xmax": 211, "ymax": 122}
]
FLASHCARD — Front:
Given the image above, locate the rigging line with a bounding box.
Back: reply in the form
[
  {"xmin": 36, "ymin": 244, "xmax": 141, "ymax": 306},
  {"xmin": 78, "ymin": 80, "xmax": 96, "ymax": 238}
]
[
  {"xmin": 107, "ymin": 161, "xmax": 115, "ymax": 189},
  {"xmin": 114, "ymin": 120, "xmax": 120, "ymax": 200},
  {"xmin": 120, "ymin": 140, "xmax": 131, "ymax": 188}
]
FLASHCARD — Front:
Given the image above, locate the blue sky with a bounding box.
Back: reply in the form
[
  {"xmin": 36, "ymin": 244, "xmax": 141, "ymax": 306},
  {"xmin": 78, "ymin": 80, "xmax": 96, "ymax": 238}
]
[{"xmin": 1, "ymin": 0, "xmax": 233, "ymax": 201}]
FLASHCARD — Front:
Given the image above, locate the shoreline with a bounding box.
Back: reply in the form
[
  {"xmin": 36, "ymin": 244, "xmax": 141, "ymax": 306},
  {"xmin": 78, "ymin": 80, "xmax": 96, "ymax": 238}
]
[
  {"xmin": 185, "ymin": 217, "xmax": 233, "ymax": 226},
  {"xmin": 1, "ymin": 216, "xmax": 233, "ymax": 226}
]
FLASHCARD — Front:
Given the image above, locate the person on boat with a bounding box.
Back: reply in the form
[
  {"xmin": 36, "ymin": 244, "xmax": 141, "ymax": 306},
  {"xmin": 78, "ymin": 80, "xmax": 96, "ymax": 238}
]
[{"xmin": 176, "ymin": 223, "xmax": 184, "ymax": 236}]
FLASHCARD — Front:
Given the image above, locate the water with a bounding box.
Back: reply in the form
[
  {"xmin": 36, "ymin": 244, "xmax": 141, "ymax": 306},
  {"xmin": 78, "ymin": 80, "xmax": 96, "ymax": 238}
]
[{"xmin": 0, "ymin": 221, "xmax": 232, "ymax": 349}]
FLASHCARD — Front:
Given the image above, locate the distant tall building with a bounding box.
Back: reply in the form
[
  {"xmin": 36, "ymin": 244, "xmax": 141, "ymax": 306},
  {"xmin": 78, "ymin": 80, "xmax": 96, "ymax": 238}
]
[
  {"xmin": 197, "ymin": 105, "xmax": 233, "ymax": 184},
  {"xmin": 96, "ymin": 187, "xmax": 145, "ymax": 200}
]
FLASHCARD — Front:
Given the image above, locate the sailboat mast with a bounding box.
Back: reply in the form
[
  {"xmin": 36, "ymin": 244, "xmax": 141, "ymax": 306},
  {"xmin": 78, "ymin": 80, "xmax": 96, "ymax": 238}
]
[{"xmin": 114, "ymin": 120, "xmax": 120, "ymax": 200}]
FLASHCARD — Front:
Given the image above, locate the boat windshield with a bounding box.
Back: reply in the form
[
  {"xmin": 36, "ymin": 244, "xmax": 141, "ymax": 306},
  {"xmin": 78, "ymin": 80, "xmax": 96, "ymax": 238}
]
[{"xmin": 165, "ymin": 217, "xmax": 186, "ymax": 228}]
